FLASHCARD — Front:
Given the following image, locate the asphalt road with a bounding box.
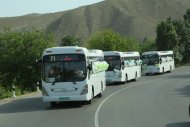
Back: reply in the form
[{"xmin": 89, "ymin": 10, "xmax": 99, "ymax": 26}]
[{"xmin": 0, "ymin": 66, "xmax": 190, "ymax": 127}]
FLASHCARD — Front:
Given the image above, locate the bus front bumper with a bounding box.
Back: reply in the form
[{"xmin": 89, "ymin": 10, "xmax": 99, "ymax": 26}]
[
  {"xmin": 143, "ymin": 66, "xmax": 160, "ymax": 74},
  {"xmin": 106, "ymin": 78, "xmax": 122, "ymax": 84},
  {"xmin": 42, "ymin": 95, "xmax": 90, "ymax": 102}
]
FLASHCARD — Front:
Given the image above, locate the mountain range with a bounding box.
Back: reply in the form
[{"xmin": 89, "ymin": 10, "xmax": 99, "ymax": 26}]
[{"xmin": 0, "ymin": 0, "xmax": 190, "ymax": 44}]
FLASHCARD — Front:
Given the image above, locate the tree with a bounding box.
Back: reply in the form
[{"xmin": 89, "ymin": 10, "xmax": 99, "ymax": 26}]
[
  {"xmin": 126, "ymin": 37, "xmax": 141, "ymax": 52},
  {"xmin": 154, "ymin": 9, "xmax": 190, "ymax": 64},
  {"xmin": 60, "ymin": 36, "xmax": 81, "ymax": 46},
  {"xmin": 140, "ymin": 38, "xmax": 156, "ymax": 53},
  {"xmin": 184, "ymin": 8, "xmax": 190, "ymax": 23},
  {"xmin": 173, "ymin": 19, "xmax": 190, "ymax": 63},
  {"xmin": 180, "ymin": 22, "xmax": 190, "ymax": 63},
  {"xmin": 86, "ymin": 29, "xmax": 140, "ymax": 52},
  {"xmin": 0, "ymin": 28, "xmax": 54, "ymax": 92},
  {"xmin": 182, "ymin": 9, "xmax": 190, "ymax": 63},
  {"xmin": 156, "ymin": 17, "xmax": 179, "ymax": 51},
  {"xmin": 156, "ymin": 17, "xmax": 181, "ymax": 63}
]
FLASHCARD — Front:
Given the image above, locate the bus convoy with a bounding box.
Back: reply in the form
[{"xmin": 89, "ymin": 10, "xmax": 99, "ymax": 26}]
[{"xmin": 38, "ymin": 46, "xmax": 174, "ymax": 106}]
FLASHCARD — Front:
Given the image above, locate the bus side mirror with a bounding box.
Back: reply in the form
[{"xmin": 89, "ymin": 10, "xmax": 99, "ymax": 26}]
[
  {"xmin": 87, "ymin": 64, "xmax": 92, "ymax": 71},
  {"xmin": 87, "ymin": 63, "xmax": 92, "ymax": 79},
  {"xmin": 36, "ymin": 59, "xmax": 42, "ymax": 67},
  {"xmin": 159, "ymin": 58, "xmax": 162, "ymax": 64},
  {"xmin": 122, "ymin": 61, "xmax": 124, "ymax": 66}
]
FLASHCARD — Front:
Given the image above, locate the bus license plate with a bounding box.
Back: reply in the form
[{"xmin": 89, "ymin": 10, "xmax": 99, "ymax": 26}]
[{"xmin": 59, "ymin": 97, "xmax": 69, "ymax": 101}]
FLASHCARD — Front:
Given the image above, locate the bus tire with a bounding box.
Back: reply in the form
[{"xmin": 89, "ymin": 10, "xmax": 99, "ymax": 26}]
[
  {"xmin": 124, "ymin": 75, "xmax": 128, "ymax": 84},
  {"xmin": 50, "ymin": 102, "xmax": 56, "ymax": 107},
  {"xmin": 169, "ymin": 66, "xmax": 172, "ymax": 72},
  {"xmin": 97, "ymin": 83, "xmax": 103, "ymax": 98},
  {"xmin": 87, "ymin": 87, "xmax": 94, "ymax": 104},
  {"xmin": 134, "ymin": 72, "xmax": 138, "ymax": 81}
]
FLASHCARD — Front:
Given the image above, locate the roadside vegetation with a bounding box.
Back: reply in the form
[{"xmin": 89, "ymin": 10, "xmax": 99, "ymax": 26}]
[
  {"xmin": 0, "ymin": 28, "xmax": 54, "ymax": 99},
  {"xmin": 156, "ymin": 9, "xmax": 190, "ymax": 65},
  {"xmin": 0, "ymin": 9, "xmax": 190, "ymax": 99},
  {"xmin": 86, "ymin": 29, "xmax": 141, "ymax": 52}
]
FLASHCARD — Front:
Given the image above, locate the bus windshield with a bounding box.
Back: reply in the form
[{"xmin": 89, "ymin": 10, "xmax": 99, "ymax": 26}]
[
  {"xmin": 104, "ymin": 56, "xmax": 121, "ymax": 71},
  {"xmin": 43, "ymin": 54, "xmax": 87, "ymax": 82},
  {"xmin": 141, "ymin": 54, "xmax": 159, "ymax": 65}
]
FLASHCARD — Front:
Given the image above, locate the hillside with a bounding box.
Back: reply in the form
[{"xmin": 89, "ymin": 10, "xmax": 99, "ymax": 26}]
[{"xmin": 0, "ymin": 0, "xmax": 190, "ymax": 44}]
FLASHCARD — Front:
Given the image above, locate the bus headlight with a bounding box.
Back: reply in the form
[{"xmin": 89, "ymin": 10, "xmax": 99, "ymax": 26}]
[
  {"xmin": 155, "ymin": 64, "xmax": 160, "ymax": 71},
  {"xmin": 80, "ymin": 85, "xmax": 88, "ymax": 95},
  {"xmin": 155, "ymin": 64, "xmax": 160, "ymax": 68}
]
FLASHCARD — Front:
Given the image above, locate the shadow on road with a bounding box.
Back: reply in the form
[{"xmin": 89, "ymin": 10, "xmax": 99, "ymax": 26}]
[
  {"xmin": 0, "ymin": 97, "xmax": 45, "ymax": 113},
  {"xmin": 106, "ymin": 82, "xmax": 121, "ymax": 86},
  {"xmin": 143, "ymin": 73, "xmax": 162, "ymax": 76},
  {"xmin": 165, "ymin": 122, "xmax": 190, "ymax": 127},
  {"xmin": 106, "ymin": 78, "xmax": 142, "ymax": 86},
  {"xmin": 47, "ymin": 101, "xmax": 84, "ymax": 110},
  {"xmin": 167, "ymin": 74, "xmax": 190, "ymax": 79},
  {"xmin": 176, "ymin": 84, "xmax": 190, "ymax": 97},
  {"xmin": 0, "ymin": 97, "xmax": 85, "ymax": 113}
]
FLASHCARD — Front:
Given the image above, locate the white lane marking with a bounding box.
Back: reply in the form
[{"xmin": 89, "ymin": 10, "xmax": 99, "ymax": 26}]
[{"xmin": 94, "ymin": 79, "xmax": 161, "ymax": 127}]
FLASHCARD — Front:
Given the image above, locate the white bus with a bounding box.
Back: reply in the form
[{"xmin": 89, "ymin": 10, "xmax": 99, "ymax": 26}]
[
  {"xmin": 41, "ymin": 46, "xmax": 108, "ymax": 106},
  {"xmin": 104, "ymin": 51, "xmax": 141, "ymax": 84},
  {"xmin": 141, "ymin": 51, "xmax": 175, "ymax": 75}
]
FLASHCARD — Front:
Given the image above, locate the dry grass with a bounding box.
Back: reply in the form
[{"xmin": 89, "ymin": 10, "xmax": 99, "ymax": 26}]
[{"xmin": 0, "ymin": 0, "xmax": 190, "ymax": 43}]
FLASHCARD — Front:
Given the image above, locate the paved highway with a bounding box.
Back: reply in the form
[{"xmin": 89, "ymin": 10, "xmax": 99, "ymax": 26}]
[{"xmin": 0, "ymin": 66, "xmax": 190, "ymax": 127}]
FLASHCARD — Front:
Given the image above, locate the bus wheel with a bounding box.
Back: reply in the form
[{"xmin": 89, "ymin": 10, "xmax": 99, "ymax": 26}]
[
  {"xmin": 169, "ymin": 66, "xmax": 172, "ymax": 72},
  {"xmin": 134, "ymin": 72, "xmax": 138, "ymax": 81},
  {"xmin": 97, "ymin": 83, "xmax": 103, "ymax": 98},
  {"xmin": 87, "ymin": 88, "xmax": 94, "ymax": 104},
  {"xmin": 50, "ymin": 102, "xmax": 56, "ymax": 107},
  {"xmin": 124, "ymin": 75, "xmax": 128, "ymax": 84}
]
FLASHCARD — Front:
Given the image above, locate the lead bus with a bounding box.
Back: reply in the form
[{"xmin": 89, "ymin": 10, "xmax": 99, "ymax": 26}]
[
  {"xmin": 40, "ymin": 46, "xmax": 108, "ymax": 106},
  {"xmin": 104, "ymin": 51, "xmax": 142, "ymax": 84},
  {"xmin": 141, "ymin": 51, "xmax": 175, "ymax": 75}
]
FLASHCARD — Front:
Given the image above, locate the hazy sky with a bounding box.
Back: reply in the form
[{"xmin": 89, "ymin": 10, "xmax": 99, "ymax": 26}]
[{"xmin": 0, "ymin": 0, "xmax": 104, "ymax": 17}]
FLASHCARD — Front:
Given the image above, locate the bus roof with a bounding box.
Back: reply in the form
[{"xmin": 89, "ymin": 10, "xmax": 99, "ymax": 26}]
[
  {"xmin": 123, "ymin": 52, "xmax": 140, "ymax": 57},
  {"xmin": 104, "ymin": 51, "xmax": 123, "ymax": 56},
  {"xmin": 142, "ymin": 51, "xmax": 173, "ymax": 56},
  {"xmin": 43, "ymin": 46, "xmax": 88, "ymax": 56},
  {"xmin": 88, "ymin": 49, "xmax": 104, "ymax": 57},
  {"xmin": 104, "ymin": 51, "xmax": 140, "ymax": 57},
  {"xmin": 42, "ymin": 46, "xmax": 104, "ymax": 57}
]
